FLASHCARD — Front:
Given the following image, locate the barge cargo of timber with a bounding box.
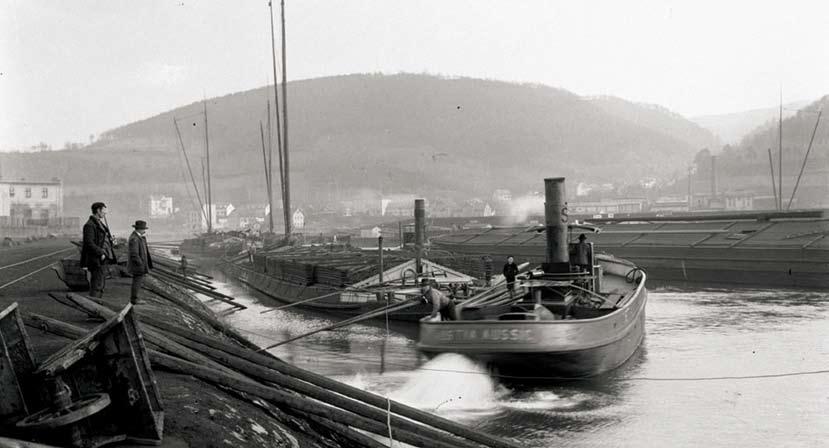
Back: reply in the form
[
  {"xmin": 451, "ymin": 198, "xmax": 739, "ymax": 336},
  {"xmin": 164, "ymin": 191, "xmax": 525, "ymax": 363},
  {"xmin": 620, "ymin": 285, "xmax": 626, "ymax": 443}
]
[
  {"xmin": 431, "ymin": 209, "xmax": 829, "ymax": 289},
  {"xmin": 219, "ymin": 248, "xmax": 479, "ymax": 322}
]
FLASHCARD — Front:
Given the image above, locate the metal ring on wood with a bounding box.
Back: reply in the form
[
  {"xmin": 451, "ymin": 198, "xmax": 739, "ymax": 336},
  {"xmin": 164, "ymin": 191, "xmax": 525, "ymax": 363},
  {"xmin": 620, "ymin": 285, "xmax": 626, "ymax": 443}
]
[
  {"xmin": 16, "ymin": 393, "xmax": 111, "ymax": 429},
  {"xmin": 625, "ymin": 267, "xmax": 646, "ymax": 284}
]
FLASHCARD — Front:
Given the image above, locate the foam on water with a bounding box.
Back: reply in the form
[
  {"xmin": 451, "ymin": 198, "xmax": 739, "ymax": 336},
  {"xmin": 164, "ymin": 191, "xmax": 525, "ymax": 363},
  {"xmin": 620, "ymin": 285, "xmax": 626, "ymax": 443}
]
[{"xmin": 385, "ymin": 353, "xmax": 506, "ymax": 417}]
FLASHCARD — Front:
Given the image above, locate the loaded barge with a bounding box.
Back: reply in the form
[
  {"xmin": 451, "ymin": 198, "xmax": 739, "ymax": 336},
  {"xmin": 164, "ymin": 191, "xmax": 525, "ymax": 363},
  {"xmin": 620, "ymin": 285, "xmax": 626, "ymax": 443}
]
[
  {"xmin": 431, "ymin": 209, "xmax": 829, "ymax": 289},
  {"xmin": 215, "ymin": 200, "xmax": 480, "ymax": 322}
]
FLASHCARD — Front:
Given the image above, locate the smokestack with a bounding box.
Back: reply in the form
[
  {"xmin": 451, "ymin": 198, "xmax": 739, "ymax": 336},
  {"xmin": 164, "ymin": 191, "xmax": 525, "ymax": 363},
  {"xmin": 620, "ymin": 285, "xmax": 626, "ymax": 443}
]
[
  {"xmin": 544, "ymin": 178, "xmax": 570, "ymax": 273},
  {"xmin": 687, "ymin": 166, "xmax": 693, "ymax": 211},
  {"xmin": 414, "ymin": 199, "xmax": 425, "ymax": 275},
  {"xmin": 711, "ymin": 155, "xmax": 717, "ymax": 197}
]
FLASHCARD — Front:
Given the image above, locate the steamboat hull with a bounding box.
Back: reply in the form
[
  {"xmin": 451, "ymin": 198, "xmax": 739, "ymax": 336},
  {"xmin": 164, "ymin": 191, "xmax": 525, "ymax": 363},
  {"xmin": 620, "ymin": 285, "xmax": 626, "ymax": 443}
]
[{"xmin": 418, "ymin": 264, "xmax": 648, "ymax": 378}]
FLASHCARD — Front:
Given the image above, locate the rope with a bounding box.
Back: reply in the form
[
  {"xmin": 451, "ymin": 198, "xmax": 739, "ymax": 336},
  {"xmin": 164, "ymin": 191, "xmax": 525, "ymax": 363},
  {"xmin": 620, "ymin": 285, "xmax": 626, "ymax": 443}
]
[{"xmin": 231, "ymin": 326, "xmax": 829, "ymax": 382}]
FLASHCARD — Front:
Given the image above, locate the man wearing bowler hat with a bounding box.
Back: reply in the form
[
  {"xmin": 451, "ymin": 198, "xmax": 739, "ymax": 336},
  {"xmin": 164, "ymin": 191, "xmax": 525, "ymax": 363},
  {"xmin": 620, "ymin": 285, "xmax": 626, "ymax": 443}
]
[{"xmin": 128, "ymin": 220, "xmax": 153, "ymax": 304}]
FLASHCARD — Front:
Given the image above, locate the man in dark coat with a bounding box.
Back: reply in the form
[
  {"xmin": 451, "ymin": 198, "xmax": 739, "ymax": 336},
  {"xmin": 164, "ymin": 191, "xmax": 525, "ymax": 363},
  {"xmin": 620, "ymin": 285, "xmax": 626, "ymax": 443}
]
[
  {"xmin": 503, "ymin": 256, "xmax": 519, "ymax": 295},
  {"xmin": 128, "ymin": 220, "xmax": 153, "ymax": 304},
  {"xmin": 574, "ymin": 233, "xmax": 593, "ymax": 273},
  {"xmin": 81, "ymin": 202, "xmax": 115, "ymax": 297}
]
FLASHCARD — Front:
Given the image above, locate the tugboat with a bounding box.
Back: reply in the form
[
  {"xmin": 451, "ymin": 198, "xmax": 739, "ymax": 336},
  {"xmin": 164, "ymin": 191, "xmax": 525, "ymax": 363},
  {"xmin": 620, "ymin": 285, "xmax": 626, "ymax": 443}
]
[{"xmin": 417, "ymin": 177, "xmax": 648, "ymax": 379}]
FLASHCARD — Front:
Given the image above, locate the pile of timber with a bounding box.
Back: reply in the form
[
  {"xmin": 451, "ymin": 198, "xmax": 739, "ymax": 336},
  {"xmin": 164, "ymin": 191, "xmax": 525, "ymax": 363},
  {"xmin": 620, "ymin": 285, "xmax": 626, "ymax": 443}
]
[
  {"xmin": 147, "ymin": 251, "xmax": 247, "ymax": 311},
  {"xmin": 29, "ymin": 291, "xmax": 522, "ymax": 448},
  {"xmin": 253, "ymin": 246, "xmax": 412, "ymax": 287}
]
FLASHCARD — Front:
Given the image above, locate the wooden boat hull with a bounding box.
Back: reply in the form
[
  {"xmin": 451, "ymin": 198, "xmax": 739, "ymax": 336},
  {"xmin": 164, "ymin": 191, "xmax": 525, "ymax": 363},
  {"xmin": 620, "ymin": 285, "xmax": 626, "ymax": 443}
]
[
  {"xmin": 219, "ymin": 262, "xmax": 433, "ymax": 322},
  {"xmin": 418, "ymin": 262, "xmax": 648, "ymax": 378}
]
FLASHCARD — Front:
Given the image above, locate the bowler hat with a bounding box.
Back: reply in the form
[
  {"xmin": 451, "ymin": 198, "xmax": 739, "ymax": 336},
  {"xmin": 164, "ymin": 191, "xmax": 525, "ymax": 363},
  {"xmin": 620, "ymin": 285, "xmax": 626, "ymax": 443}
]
[
  {"xmin": 578, "ymin": 233, "xmax": 587, "ymax": 240},
  {"xmin": 132, "ymin": 220, "xmax": 149, "ymax": 230}
]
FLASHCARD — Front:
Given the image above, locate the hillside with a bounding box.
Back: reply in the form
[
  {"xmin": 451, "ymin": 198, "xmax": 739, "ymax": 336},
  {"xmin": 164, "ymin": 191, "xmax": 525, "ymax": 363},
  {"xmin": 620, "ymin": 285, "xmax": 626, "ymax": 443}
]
[
  {"xmin": 587, "ymin": 95, "xmax": 720, "ymax": 152},
  {"xmin": 1, "ymin": 74, "xmax": 711, "ymax": 228},
  {"xmin": 691, "ymin": 100, "xmax": 810, "ymax": 144},
  {"xmin": 675, "ymin": 96, "xmax": 829, "ymax": 208}
]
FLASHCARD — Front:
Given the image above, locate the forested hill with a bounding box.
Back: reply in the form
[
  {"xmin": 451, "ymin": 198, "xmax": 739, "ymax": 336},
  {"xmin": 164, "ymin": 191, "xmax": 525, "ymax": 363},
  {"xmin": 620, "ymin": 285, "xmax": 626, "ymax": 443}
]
[
  {"xmin": 587, "ymin": 95, "xmax": 720, "ymax": 152},
  {"xmin": 2, "ymin": 74, "xmax": 713, "ymax": 224}
]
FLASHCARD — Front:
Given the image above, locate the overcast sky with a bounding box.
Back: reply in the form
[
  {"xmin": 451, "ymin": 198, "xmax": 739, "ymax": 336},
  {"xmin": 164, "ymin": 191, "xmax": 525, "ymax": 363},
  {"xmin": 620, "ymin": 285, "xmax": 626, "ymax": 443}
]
[{"xmin": 2, "ymin": 0, "xmax": 828, "ymax": 150}]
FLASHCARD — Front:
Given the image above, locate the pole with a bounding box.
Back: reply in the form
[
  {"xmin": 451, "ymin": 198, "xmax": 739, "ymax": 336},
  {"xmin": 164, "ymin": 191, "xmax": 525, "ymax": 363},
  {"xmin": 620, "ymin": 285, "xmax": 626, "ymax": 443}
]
[
  {"xmin": 260, "ymin": 122, "xmax": 275, "ymax": 233},
  {"xmin": 266, "ymin": 101, "xmax": 275, "ymax": 232},
  {"xmin": 378, "ymin": 236, "xmax": 384, "ymax": 284},
  {"xmin": 173, "ymin": 118, "xmax": 208, "ymax": 224},
  {"xmin": 203, "ymin": 100, "xmax": 213, "ymax": 233},
  {"xmin": 778, "ymin": 90, "xmax": 783, "ymax": 211},
  {"xmin": 201, "ymin": 158, "xmax": 209, "ymax": 231},
  {"xmin": 767, "ymin": 148, "xmax": 778, "ymax": 210},
  {"xmin": 787, "ymin": 110, "xmax": 822, "ymax": 210},
  {"xmin": 687, "ymin": 166, "xmax": 693, "ymax": 211},
  {"xmin": 257, "ymin": 299, "xmax": 421, "ymax": 351},
  {"xmin": 280, "ymin": 0, "xmax": 291, "ymax": 238},
  {"xmin": 268, "ymin": 1, "xmax": 286, "ymax": 230},
  {"xmin": 414, "ymin": 199, "xmax": 425, "ymax": 275}
]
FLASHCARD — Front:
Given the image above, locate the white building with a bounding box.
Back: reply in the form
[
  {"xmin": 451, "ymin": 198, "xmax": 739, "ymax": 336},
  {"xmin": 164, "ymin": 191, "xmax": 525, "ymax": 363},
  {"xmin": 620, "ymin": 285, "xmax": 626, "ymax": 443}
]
[
  {"xmin": 360, "ymin": 226, "xmax": 382, "ymax": 238},
  {"xmin": 0, "ymin": 178, "xmax": 63, "ymax": 221},
  {"xmin": 149, "ymin": 195, "xmax": 174, "ymax": 218},
  {"xmin": 491, "ymin": 189, "xmax": 512, "ymax": 202},
  {"xmin": 292, "ymin": 208, "xmax": 305, "ymax": 230},
  {"xmin": 201, "ymin": 203, "xmax": 235, "ymax": 230}
]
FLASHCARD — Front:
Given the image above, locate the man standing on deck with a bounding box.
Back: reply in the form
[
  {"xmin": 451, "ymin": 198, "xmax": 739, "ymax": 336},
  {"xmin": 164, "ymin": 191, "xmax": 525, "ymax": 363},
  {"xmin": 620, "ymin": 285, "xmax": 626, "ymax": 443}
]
[
  {"xmin": 81, "ymin": 202, "xmax": 116, "ymax": 297},
  {"xmin": 421, "ymin": 279, "xmax": 456, "ymax": 321},
  {"xmin": 574, "ymin": 234, "xmax": 593, "ymax": 273},
  {"xmin": 503, "ymin": 256, "xmax": 519, "ymax": 296},
  {"xmin": 128, "ymin": 220, "xmax": 153, "ymax": 304}
]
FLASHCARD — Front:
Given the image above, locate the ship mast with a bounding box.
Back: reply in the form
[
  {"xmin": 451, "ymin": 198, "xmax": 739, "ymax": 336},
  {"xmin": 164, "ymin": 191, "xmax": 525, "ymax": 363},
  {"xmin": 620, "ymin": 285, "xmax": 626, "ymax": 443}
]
[
  {"xmin": 777, "ymin": 90, "xmax": 783, "ymax": 211},
  {"xmin": 203, "ymin": 99, "xmax": 213, "ymax": 233},
  {"xmin": 280, "ymin": 0, "xmax": 291, "ymax": 238},
  {"xmin": 268, "ymin": 1, "xmax": 289, "ymax": 237}
]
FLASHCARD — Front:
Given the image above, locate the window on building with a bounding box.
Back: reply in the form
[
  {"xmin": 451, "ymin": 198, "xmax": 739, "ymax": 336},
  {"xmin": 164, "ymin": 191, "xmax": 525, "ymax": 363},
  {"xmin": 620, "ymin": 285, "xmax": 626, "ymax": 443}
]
[
  {"xmin": 8, "ymin": 186, "xmax": 14, "ymax": 197},
  {"xmin": 42, "ymin": 187, "xmax": 48, "ymax": 198},
  {"xmin": 25, "ymin": 188, "xmax": 31, "ymax": 198}
]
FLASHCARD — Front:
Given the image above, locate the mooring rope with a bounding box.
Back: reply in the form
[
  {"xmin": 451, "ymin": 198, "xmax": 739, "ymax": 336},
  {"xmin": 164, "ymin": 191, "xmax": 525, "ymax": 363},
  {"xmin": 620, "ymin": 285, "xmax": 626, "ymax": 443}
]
[{"xmin": 237, "ymin": 326, "xmax": 829, "ymax": 383}]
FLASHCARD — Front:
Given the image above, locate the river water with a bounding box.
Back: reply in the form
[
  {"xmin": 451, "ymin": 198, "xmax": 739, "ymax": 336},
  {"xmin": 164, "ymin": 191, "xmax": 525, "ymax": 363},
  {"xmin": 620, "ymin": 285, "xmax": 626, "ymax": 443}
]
[{"xmin": 203, "ymin": 271, "xmax": 828, "ymax": 447}]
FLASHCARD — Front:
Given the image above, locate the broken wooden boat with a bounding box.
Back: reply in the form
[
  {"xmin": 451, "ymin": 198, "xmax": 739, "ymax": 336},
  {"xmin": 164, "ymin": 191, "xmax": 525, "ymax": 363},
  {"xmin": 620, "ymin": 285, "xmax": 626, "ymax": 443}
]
[{"xmin": 418, "ymin": 177, "xmax": 648, "ymax": 379}]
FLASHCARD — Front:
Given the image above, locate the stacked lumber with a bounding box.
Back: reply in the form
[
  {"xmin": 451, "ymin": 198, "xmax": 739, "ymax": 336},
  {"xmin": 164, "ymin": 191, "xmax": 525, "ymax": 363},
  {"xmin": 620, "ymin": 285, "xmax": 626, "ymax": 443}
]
[
  {"xmin": 254, "ymin": 246, "xmax": 412, "ymax": 287},
  {"xmin": 31, "ymin": 291, "xmax": 523, "ymax": 448}
]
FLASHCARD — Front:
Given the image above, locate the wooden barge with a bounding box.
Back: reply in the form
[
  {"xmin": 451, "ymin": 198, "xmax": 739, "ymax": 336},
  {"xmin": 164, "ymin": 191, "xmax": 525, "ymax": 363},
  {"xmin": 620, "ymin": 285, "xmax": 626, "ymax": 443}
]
[{"xmin": 431, "ymin": 210, "xmax": 829, "ymax": 289}]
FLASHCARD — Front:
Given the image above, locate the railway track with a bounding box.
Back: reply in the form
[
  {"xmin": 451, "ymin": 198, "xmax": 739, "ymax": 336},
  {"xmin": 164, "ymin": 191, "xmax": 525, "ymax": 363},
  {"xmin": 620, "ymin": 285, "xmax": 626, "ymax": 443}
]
[{"xmin": 0, "ymin": 244, "xmax": 76, "ymax": 292}]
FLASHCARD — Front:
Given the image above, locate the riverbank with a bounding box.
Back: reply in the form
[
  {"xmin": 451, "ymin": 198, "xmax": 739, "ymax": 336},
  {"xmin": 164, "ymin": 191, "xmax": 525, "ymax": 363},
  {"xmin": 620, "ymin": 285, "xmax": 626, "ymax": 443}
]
[
  {"xmin": 2, "ymin": 239, "xmax": 522, "ymax": 448},
  {"xmin": 0, "ymin": 239, "xmax": 360, "ymax": 447}
]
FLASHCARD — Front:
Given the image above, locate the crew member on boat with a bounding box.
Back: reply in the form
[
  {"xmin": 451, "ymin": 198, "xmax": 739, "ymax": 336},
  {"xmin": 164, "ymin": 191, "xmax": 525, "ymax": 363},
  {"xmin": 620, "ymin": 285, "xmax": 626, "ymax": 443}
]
[
  {"xmin": 573, "ymin": 233, "xmax": 592, "ymax": 272},
  {"xmin": 421, "ymin": 279, "xmax": 456, "ymax": 321},
  {"xmin": 503, "ymin": 256, "xmax": 519, "ymax": 295}
]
